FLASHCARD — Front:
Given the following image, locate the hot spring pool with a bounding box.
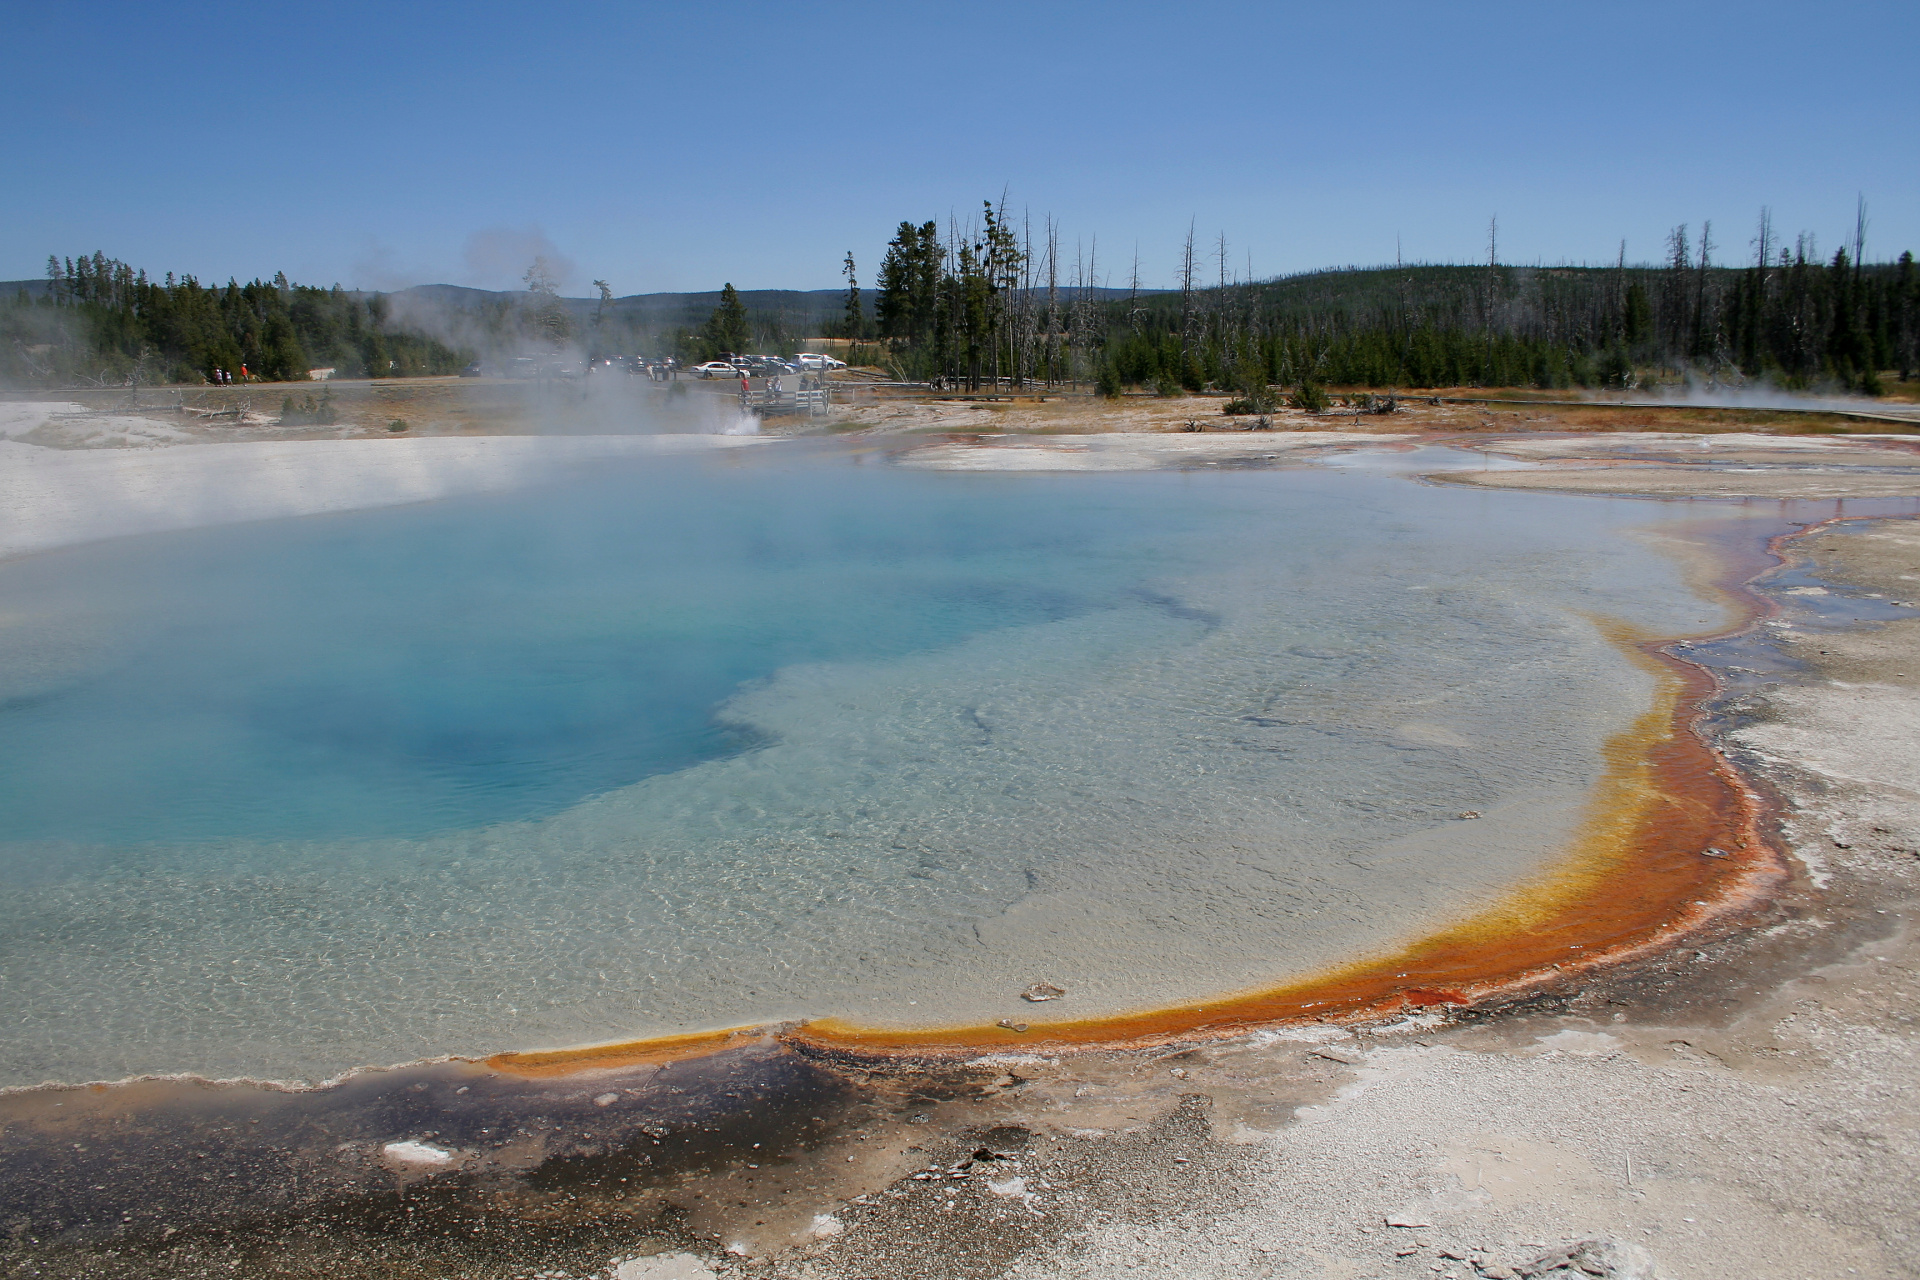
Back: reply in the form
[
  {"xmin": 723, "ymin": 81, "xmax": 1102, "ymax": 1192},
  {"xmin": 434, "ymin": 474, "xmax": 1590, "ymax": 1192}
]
[{"xmin": 0, "ymin": 445, "xmax": 1734, "ymax": 1084}]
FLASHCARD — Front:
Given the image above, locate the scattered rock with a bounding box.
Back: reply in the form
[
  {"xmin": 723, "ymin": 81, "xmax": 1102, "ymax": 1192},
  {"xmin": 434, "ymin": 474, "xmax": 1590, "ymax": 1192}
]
[
  {"xmin": 996, "ymin": 1019, "xmax": 1029, "ymax": 1033},
  {"xmin": 1513, "ymin": 1239, "xmax": 1655, "ymax": 1279},
  {"xmin": 1309, "ymin": 1046, "xmax": 1364, "ymax": 1065},
  {"xmin": 1700, "ymin": 846, "xmax": 1731, "ymax": 859},
  {"xmin": 612, "ymin": 1252, "xmax": 716, "ymax": 1280},
  {"xmin": 1457, "ymin": 810, "xmax": 1482, "ymax": 819},
  {"xmin": 1386, "ymin": 1212, "xmax": 1433, "ymax": 1228},
  {"xmin": 381, "ymin": 1140, "xmax": 452, "ymax": 1166},
  {"xmin": 1169, "ymin": 1067, "xmax": 1189, "ymax": 1079},
  {"xmin": 593, "ymin": 1092, "xmax": 619, "ymax": 1107},
  {"xmin": 1020, "ymin": 982, "xmax": 1067, "ymax": 1002},
  {"xmin": 1479, "ymin": 1268, "xmax": 1516, "ymax": 1280},
  {"xmin": 986, "ymin": 1176, "xmax": 1028, "ymax": 1197},
  {"xmin": 807, "ymin": 1214, "xmax": 845, "ymax": 1240}
]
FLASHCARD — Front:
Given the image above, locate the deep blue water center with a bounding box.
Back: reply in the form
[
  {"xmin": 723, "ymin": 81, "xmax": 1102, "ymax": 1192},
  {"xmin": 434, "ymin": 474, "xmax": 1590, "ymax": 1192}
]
[{"xmin": 0, "ymin": 457, "xmax": 1199, "ymax": 845}]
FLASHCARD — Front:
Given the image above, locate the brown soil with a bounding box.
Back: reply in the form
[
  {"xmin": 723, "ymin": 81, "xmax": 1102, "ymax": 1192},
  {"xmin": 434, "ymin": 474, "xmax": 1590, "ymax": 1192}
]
[{"xmin": 10, "ymin": 377, "xmax": 1917, "ymax": 450}]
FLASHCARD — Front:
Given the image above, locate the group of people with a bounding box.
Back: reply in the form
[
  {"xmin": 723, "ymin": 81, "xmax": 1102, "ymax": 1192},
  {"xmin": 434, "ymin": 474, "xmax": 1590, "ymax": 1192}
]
[
  {"xmin": 209, "ymin": 367, "xmax": 243, "ymax": 385},
  {"xmin": 737, "ymin": 368, "xmax": 829, "ymax": 404}
]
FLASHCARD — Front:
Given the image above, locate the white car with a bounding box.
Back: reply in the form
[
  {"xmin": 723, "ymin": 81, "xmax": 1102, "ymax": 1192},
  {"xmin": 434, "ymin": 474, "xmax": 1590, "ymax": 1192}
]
[
  {"xmin": 691, "ymin": 361, "xmax": 744, "ymax": 379},
  {"xmin": 795, "ymin": 353, "xmax": 846, "ymax": 371}
]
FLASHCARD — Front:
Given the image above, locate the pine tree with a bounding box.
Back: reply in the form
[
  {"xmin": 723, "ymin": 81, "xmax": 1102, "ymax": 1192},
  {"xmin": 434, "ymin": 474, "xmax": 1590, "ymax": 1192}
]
[
  {"xmin": 1897, "ymin": 251, "xmax": 1916, "ymax": 381},
  {"xmin": 876, "ymin": 222, "xmax": 924, "ymax": 342},
  {"xmin": 521, "ymin": 257, "xmax": 572, "ymax": 345},
  {"xmin": 705, "ymin": 283, "xmax": 750, "ymax": 356},
  {"xmin": 842, "ymin": 252, "xmax": 863, "ymax": 340}
]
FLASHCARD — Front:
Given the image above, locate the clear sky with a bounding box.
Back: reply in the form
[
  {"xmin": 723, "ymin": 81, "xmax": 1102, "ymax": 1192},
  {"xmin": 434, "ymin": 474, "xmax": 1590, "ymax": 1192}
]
[{"xmin": 5, "ymin": 0, "xmax": 1915, "ymax": 296}]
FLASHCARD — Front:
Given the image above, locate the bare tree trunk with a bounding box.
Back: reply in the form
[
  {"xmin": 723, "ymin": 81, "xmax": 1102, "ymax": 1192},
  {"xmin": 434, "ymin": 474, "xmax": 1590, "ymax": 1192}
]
[
  {"xmin": 1127, "ymin": 247, "xmax": 1143, "ymax": 335},
  {"xmin": 1214, "ymin": 231, "xmax": 1232, "ymax": 372},
  {"xmin": 1753, "ymin": 207, "xmax": 1773, "ymax": 272},
  {"xmin": 1179, "ymin": 220, "xmax": 1198, "ymax": 361},
  {"xmin": 1045, "ymin": 220, "xmax": 1060, "ymax": 388},
  {"xmin": 1855, "ymin": 195, "xmax": 1868, "ymax": 278},
  {"xmin": 1484, "ymin": 215, "xmax": 1499, "ymax": 371},
  {"xmin": 1694, "ymin": 220, "xmax": 1715, "ymax": 364}
]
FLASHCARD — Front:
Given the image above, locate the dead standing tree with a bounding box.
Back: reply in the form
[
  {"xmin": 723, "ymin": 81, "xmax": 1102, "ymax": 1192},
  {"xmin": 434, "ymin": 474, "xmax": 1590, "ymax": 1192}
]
[
  {"xmin": 1012, "ymin": 210, "xmax": 1040, "ymax": 390},
  {"xmin": 1214, "ymin": 230, "xmax": 1237, "ymax": 376},
  {"xmin": 1692, "ymin": 220, "xmax": 1717, "ymax": 365},
  {"xmin": 1179, "ymin": 220, "xmax": 1199, "ymax": 370},
  {"xmin": 523, "ymin": 257, "xmax": 572, "ymax": 349},
  {"xmin": 1659, "ymin": 224, "xmax": 1692, "ymax": 367},
  {"xmin": 1068, "ymin": 237, "xmax": 1099, "ymax": 387},
  {"xmin": 1481, "ymin": 215, "xmax": 1500, "ymax": 375},
  {"xmin": 1044, "ymin": 219, "xmax": 1062, "ymax": 387},
  {"xmin": 1126, "ymin": 246, "xmax": 1145, "ymax": 336}
]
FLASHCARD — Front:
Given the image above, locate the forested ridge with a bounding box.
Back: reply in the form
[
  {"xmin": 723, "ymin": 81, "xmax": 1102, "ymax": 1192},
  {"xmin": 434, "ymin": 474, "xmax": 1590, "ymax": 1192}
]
[
  {"xmin": 2, "ymin": 253, "xmax": 467, "ymax": 386},
  {"xmin": 860, "ymin": 208, "xmax": 1920, "ymax": 397},
  {"xmin": 9, "ymin": 211, "xmax": 1918, "ymax": 394}
]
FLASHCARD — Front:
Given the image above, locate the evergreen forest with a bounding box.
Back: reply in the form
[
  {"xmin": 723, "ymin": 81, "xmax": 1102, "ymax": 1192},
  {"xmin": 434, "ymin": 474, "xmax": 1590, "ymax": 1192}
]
[
  {"xmin": 3, "ymin": 253, "xmax": 468, "ymax": 386},
  {"xmin": 861, "ymin": 207, "xmax": 1919, "ymax": 397}
]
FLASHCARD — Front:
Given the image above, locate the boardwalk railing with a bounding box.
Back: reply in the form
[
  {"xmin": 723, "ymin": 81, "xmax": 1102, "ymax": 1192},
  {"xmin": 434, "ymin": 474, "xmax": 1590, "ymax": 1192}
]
[{"xmin": 739, "ymin": 387, "xmax": 831, "ymax": 417}]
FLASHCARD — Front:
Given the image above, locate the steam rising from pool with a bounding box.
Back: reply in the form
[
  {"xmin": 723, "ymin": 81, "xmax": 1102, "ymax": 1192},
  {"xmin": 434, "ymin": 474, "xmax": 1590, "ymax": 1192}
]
[{"xmin": 0, "ymin": 451, "xmax": 1731, "ymax": 1085}]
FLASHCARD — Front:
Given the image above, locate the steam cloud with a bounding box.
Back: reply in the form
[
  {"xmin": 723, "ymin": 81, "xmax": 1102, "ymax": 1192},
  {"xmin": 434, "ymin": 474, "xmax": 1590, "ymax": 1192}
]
[{"xmin": 462, "ymin": 226, "xmax": 577, "ymax": 293}]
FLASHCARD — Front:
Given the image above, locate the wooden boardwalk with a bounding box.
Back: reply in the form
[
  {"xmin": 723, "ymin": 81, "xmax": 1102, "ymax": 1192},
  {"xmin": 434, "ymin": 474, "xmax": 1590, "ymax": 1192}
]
[{"xmin": 739, "ymin": 387, "xmax": 831, "ymax": 417}]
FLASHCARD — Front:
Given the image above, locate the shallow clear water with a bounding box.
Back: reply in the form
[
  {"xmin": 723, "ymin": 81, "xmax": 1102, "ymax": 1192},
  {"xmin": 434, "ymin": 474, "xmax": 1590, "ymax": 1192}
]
[{"xmin": 0, "ymin": 448, "xmax": 1732, "ymax": 1085}]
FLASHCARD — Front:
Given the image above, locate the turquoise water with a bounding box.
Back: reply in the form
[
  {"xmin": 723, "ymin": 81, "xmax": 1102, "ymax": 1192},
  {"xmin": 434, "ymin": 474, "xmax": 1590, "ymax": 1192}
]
[
  {"xmin": 0, "ymin": 466, "xmax": 1166, "ymax": 846},
  {"xmin": 0, "ymin": 448, "xmax": 1732, "ymax": 1085}
]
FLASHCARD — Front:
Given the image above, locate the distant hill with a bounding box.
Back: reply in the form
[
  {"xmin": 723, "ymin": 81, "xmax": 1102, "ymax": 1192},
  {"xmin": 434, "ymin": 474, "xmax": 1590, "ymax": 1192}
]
[
  {"xmin": 391, "ymin": 282, "xmax": 1161, "ymax": 331},
  {"xmin": 398, "ymin": 284, "xmax": 876, "ymax": 333},
  {"xmin": 0, "ymin": 277, "xmax": 869, "ymax": 326},
  {"xmin": 4, "ymin": 278, "xmax": 1163, "ymax": 329}
]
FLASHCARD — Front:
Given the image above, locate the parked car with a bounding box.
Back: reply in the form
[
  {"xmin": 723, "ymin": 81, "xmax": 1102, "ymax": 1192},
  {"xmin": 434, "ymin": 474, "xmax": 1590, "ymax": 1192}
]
[
  {"xmin": 795, "ymin": 353, "xmax": 846, "ymax": 371},
  {"xmin": 740, "ymin": 356, "xmax": 798, "ymax": 375},
  {"xmin": 691, "ymin": 361, "xmax": 743, "ymax": 379}
]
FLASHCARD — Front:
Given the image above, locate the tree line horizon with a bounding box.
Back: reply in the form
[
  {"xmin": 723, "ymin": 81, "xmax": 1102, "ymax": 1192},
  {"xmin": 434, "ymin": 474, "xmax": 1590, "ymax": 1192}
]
[{"xmin": 6, "ymin": 203, "xmax": 1915, "ymax": 395}]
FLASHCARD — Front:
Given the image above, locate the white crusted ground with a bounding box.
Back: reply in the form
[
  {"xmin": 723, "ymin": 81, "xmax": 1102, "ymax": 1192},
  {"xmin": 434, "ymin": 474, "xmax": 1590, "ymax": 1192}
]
[{"xmin": 0, "ymin": 430, "xmax": 758, "ymax": 561}]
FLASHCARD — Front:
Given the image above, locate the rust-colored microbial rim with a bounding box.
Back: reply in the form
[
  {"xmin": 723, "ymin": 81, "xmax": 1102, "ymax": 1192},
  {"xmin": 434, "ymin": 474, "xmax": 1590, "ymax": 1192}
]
[
  {"xmin": 465, "ymin": 514, "xmax": 1847, "ymax": 1077},
  {"xmin": 484, "ymin": 1026, "xmax": 769, "ymax": 1079}
]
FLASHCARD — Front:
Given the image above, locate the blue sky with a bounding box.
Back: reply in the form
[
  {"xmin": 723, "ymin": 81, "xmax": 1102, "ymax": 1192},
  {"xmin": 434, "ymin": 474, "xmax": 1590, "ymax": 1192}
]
[{"xmin": 5, "ymin": 1, "xmax": 1915, "ymax": 296}]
